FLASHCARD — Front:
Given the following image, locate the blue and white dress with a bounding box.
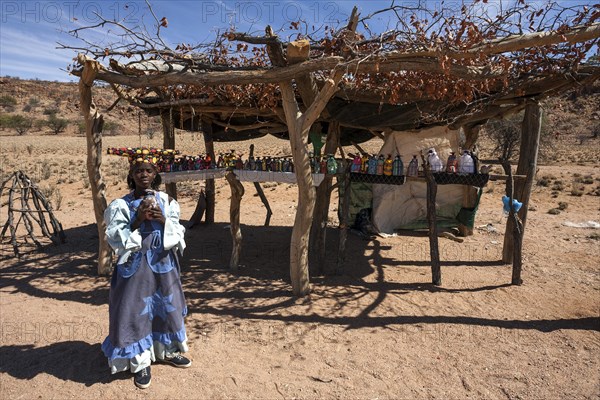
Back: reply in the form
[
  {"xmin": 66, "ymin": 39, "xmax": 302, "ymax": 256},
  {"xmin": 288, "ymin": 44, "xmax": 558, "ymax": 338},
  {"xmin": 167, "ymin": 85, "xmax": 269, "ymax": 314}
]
[{"xmin": 101, "ymin": 191, "xmax": 188, "ymax": 374}]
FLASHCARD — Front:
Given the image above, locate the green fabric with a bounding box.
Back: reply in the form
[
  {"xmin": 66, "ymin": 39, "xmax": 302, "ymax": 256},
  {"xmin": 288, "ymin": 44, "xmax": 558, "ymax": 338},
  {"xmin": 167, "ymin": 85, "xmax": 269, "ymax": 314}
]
[
  {"xmin": 456, "ymin": 188, "xmax": 484, "ymax": 228},
  {"xmin": 338, "ymin": 181, "xmax": 373, "ymax": 225}
]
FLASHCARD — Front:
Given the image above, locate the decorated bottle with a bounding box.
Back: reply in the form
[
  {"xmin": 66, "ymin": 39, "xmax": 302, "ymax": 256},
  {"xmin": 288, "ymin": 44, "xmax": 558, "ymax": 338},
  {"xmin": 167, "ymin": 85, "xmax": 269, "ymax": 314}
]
[
  {"xmin": 368, "ymin": 155, "xmax": 378, "ymax": 175},
  {"xmin": 351, "ymin": 154, "xmax": 361, "ymax": 173},
  {"xmin": 361, "ymin": 154, "xmax": 369, "ymax": 174},
  {"xmin": 427, "ymin": 148, "xmax": 444, "ymax": 172},
  {"xmin": 319, "ymin": 158, "xmax": 327, "ymax": 174},
  {"xmin": 458, "ymin": 150, "xmax": 475, "ymax": 174},
  {"xmin": 446, "ymin": 152, "xmax": 458, "ymax": 173},
  {"xmin": 376, "ymin": 155, "xmax": 385, "ymax": 175},
  {"xmin": 326, "ymin": 154, "xmax": 337, "ymax": 175},
  {"xmin": 383, "ymin": 154, "xmax": 393, "ymax": 176},
  {"xmin": 392, "ymin": 155, "xmax": 403, "ymax": 176},
  {"xmin": 407, "ymin": 155, "xmax": 419, "ymax": 177}
]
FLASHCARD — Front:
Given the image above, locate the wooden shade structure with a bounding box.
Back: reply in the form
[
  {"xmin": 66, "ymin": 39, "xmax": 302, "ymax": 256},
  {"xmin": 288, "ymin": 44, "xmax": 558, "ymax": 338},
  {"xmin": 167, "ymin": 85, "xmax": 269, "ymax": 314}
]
[{"xmin": 70, "ymin": 4, "xmax": 600, "ymax": 295}]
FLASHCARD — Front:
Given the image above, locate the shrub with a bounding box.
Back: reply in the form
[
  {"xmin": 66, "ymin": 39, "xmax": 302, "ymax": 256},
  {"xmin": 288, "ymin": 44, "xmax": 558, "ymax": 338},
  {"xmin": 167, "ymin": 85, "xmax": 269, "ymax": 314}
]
[
  {"xmin": 0, "ymin": 95, "xmax": 17, "ymax": 107},
  {"xmin": 557, "ymin": 202, "xmax": 568, "ymax": 210},
  {"xmin": 547, "ymin": 208, "xmax": 561, "ymax": 215},
  {"xmin": 0, "ymin": 114, "xmax": 33, "ymax": 134},
  {"xmin": 537, "ymin": 177, "xmax": 550, "ymax": 187},
  {"xmin": 47, "ymin": 114, "xmax": 68, "ymax": 134},
  {"xmin": 43, "ymin": 107, "xmax": 58, "ymax": 115},
  {"xmin": 571, "ymin": 187, "xmax": 584, "ymax": 196}
]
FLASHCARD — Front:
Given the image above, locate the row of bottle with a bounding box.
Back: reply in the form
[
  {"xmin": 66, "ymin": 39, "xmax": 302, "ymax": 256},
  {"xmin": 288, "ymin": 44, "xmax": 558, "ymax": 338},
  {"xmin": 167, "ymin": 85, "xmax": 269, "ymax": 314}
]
[
  {"xmin": 350, "ymin": 154, "xmax": 404, "ymax": 176},
  {"xmin": 349, "ymin": 149, "xmax": 477, "ymax": 177}
]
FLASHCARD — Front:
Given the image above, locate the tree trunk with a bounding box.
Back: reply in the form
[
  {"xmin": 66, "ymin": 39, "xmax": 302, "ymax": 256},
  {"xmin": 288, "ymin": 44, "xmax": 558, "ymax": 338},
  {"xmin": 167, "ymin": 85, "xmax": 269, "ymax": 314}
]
[
  {"xmin": 225, "ymin": 170, "xmax": 244, "ymax": 270},
  {"xmin": 78, "ymin": 58, "xmax": 112, "ymax": 275},
  {"xmin": 503, "ymin": 102, "xmax": 542, "ymax": 263},
  {"xmin": 161, "ymin": 110, "xmax": 177, "ymax": 199},
  {"xmin": 280, "ymin": 81, "xmax": 314, "ymax": 296}
]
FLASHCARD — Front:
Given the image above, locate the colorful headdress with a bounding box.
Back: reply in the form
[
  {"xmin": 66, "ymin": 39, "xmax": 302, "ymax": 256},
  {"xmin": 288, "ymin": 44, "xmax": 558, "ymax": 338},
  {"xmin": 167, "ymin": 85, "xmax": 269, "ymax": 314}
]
[{"xmin": 107, "ymin": 147, "xmax": 179, "ymax": 167}]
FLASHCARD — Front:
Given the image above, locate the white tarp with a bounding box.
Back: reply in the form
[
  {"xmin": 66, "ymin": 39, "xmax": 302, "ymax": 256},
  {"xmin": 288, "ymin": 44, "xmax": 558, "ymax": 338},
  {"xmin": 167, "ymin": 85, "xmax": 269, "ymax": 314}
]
[{"xmin": 372, "ymin": 126, "xmax": 468, "ymax": 233}]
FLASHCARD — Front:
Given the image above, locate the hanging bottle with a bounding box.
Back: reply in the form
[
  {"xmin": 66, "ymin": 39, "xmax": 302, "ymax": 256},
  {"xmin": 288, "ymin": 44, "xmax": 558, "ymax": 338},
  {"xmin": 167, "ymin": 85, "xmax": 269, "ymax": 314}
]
[
  {"xmin": 407, "ymin": 155, "xmax": 419, "ymax": 177},
  {"xmin": 383, "ymin": 154, "xmax": 393, "ymax": 176},
  {"xmin": 459, "ymin": 150, "xmax": 475, "ymax": 174},
  {"xmin": 376, "ymin": 155, "xmax": 385, "ymax": 175},
  {"xmin": 393, "ymin": 154, "xmax": 403, "ymax": 176},
  {"xmin": 446, "ymin": 152, "xmax": 458, "ymax": 173}
]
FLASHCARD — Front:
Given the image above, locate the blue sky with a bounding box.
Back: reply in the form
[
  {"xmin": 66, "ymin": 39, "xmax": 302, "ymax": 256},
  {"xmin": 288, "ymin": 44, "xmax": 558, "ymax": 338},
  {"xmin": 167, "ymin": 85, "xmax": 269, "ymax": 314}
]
[{"xmin": 0, "ymin": 1, "xmax": 597, "ymax": 82}]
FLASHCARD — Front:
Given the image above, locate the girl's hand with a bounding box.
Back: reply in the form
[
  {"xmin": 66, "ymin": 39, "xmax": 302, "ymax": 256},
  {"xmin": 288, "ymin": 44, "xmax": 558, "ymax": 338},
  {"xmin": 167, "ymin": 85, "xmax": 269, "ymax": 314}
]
[{"xmin": 146, "ymin": 206, "xmax": 165, "ymax": 224}]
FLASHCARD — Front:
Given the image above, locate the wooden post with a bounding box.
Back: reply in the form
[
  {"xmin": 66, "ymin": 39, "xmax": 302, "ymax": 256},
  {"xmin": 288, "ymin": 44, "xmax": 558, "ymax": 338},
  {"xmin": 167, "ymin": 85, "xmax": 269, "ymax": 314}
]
[
  {"xmin": 161, "ymin": 110, "xmax": 177, "ymax": 199},
  {"xmin": 458, "ymin": 125, "xmax": 480, "ymax": 236},
  {"xmin": 336, "ymin": 157, "xmax": 351, "ymax": 275},
  {"xmin": 502, "ymin": 161, "xmax": 524, "ymax": 285},
  {"xmin": 424, "ymin": 166, "xmax": 442, "ymax": 285},
  {"xmin": 249, "ymin": 144, "xmax": 273, "ymax": 226},
  {"xmin": 78, "ymin": 56, "xmax": 112, "ymax": 275},
  {"xmin": 310, "ymin": 121, "xmax": 340, "ymax": 275},
  {"xmin": 502, "ymin": 101, "xmax": 542, "ymax": 264},
  {"xmin": 202, "ymin": 119, "xmax": 216, "ymax": 223},
  {"xmin": 225, "ymin": 170, "xmax": 244, "ymax": 270}
]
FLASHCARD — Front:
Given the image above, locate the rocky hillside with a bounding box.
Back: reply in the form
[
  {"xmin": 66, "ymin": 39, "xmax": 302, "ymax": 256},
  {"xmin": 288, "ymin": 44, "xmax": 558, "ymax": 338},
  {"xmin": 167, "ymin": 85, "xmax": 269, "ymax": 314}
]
[{"xmin": 0, "ymin": 76, "xmax": 598, "ymax": 164}]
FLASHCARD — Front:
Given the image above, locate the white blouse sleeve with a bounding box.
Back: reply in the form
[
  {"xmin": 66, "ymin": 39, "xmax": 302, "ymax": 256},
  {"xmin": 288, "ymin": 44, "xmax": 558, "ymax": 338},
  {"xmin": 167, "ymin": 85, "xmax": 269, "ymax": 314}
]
[
  {"xmin": 104, "ymin": 198, "xmax": 142, "ymax": 256},
  {"xmin": 161, "ymin": 193, "xmax": 186, "ymax": 255}
]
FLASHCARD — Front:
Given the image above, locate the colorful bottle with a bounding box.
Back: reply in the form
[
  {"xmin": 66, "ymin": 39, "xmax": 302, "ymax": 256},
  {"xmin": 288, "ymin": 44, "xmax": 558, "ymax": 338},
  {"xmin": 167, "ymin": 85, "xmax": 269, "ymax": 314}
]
[
  {"xmin": 326, "ymin": 154, "xmax": 337, "ymax": 175},
  {"xmin": 376, "ymin": 155, "xmax": 385, "ymax": 175},
  {"xmin": 392, "ymin": 155, "xmax": 403, "ymax": 176},
  {"xmin": 319, "ymin": 158, "xmax": 327, "ymax": 174},
  {"xmin": 361, "ymin": 154, "xmax": 369, "ymax": 174},
  {"xmin": 351, "ymin": 154, "xmax": 361, "ymax": 173},
  {"xmin": 446, "ymin": 152, "xmax": 458, "ymax": 173},
  {"xmin": 383, "ymin": 154, "xmax": 393, "ymax": 176},
  {"xmin": 407, "ymin": 155, "xmax": 419, "ymax": 177},
  {"xmin": 367, "ymin": 155, "xmax": 377, "ymax": 175}
]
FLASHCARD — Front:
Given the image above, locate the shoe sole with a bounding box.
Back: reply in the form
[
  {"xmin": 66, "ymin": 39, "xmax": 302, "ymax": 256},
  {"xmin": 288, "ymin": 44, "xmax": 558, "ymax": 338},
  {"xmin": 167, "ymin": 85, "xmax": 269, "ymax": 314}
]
[
  {"xmin": 162, "ymin": 360, "xmax": 192, "ymax": 368},
  {"xmin": 135, "ymin": 378, "xmax": 151, "ymax": 389}
]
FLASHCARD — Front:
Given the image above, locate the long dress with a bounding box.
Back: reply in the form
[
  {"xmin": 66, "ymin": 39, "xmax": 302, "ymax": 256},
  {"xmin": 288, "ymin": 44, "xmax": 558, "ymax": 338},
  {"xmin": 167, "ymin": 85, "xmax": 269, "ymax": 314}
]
[{"xmin": 101, "ymin": 190, "xmax": 188, "ymax": 374}]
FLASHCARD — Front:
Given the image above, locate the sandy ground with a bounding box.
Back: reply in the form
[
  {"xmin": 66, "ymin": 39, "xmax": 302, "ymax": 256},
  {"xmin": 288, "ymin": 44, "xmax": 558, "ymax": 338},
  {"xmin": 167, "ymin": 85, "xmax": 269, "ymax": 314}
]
[{"xmin": 0, "ymin": 134, "xmax": 599, "ymax": 399}]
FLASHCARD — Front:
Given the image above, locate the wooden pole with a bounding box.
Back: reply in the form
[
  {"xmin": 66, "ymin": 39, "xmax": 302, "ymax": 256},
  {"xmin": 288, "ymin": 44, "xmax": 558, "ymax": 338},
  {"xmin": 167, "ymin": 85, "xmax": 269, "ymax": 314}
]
[
  {"xmin": 225, "ymin": 170, "xmax": 244, "ymax": 270},
  {"xmin": 423, "ymin": 158, "xmax": 442, "ymax": 285},
  {"xmin": 78, "ymin": 57, "xmax": 112, "ymax": 275},
  {"xmin": 202, "ymin": 119, "xmax": 215, "ymax": 223},
  {"xmin": 336, "ymin": 157, "xmax": 351, "ymax": 275},
  {"xmin": 310, "ymin": 121, "xmax": 340, "ymax": 275},
  {"xmin": 502, "ymin": 101, "xmax": 542, "ymax": 264},
  {"xmin": 502, "ymin": 161, "xmax": 525, "ymax": 285},
  {"xmin": 458, "ymin": 125, "xmax": 480, "ymax": 236},
  {"xmin": 161, "ymin": 110, "xmax": 177, "ymax": 199},
  {"xmin": 249, "ymin": 144, "xmax": 273, "ymax": 226}
]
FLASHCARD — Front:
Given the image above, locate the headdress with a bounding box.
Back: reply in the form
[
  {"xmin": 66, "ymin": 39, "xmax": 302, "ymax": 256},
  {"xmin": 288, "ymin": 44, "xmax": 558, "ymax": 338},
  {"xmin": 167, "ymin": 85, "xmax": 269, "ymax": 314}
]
[{"xmin": 106, "ymin": 147, "xmax": 179, "ymax": 167}]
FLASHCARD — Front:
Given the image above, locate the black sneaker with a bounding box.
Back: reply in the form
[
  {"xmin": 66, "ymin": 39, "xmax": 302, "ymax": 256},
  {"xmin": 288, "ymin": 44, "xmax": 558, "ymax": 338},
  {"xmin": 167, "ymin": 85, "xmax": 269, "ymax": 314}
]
[
  {"xmin": 134, "ymin": 366, "xmax": 151, "ymax": 389},
  {"xmin": 162, "ymin": 354, "xmax": 192, "ymax": 368}
]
